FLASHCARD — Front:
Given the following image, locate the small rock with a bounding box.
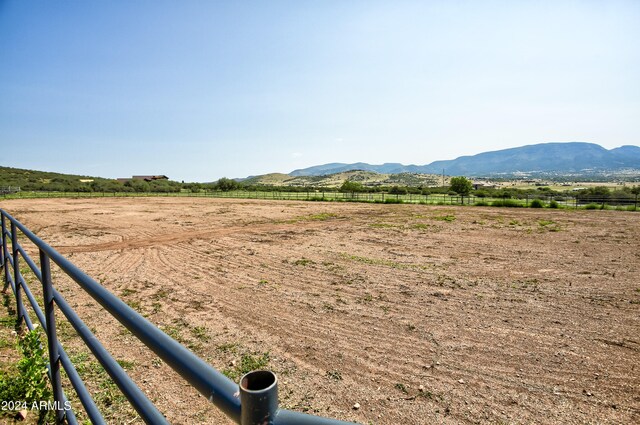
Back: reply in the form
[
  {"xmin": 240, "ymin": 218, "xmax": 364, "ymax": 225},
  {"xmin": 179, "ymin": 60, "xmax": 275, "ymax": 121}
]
[
  {"xmin": 418, "ymin": 384, "xmax": 425, "ymax": 392},
  {"xmin": 353, "ymin": 403, "xmax": 360, "ymax": 410},
  {"xmin": 18, "ymin": 410, "xmax": 28, "ymax": 420},
  {"xmin": 458, "ymin": 379, "xmax": 465, "ymax": 384},
  {"xmin": 230, "ymin": 360, "xmax": 237, "ymax": 367}
]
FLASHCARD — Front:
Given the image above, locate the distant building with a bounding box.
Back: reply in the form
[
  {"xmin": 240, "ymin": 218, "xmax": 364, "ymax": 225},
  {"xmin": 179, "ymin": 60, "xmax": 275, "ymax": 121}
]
[
  {"xmin": 132, "ymin": 175, "xmax": 169, "ymax": 182},
  {"xmin": 117, "ymin": 175, "xmax": 169, "ymax": 183}
]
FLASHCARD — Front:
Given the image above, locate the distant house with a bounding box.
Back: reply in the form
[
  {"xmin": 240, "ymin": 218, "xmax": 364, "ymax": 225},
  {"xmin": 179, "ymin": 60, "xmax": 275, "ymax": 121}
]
[
  {"xmin": 473, "ymin": 182, "xmax": 497, "ymax": 190},
  {"xmin": 132, "ymin": 175, "xmax": 169, "ymax": 182},
  {"xmin": 117, "ymin": 175, "xmax": 169, "ymax": 183}
]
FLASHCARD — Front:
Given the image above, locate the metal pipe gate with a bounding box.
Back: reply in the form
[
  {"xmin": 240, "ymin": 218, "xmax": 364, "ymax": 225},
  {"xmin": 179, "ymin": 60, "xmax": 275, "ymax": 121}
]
[{"xmin": 0, "ymin": 208, "xmax": 356, "ymax": 425}]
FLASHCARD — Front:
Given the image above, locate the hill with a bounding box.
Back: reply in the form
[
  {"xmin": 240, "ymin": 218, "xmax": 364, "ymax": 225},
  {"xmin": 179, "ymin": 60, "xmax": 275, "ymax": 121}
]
[
  {"xmin": 243, "ymin": 170, "xmax": 443, "ymax": 188},
  {"xmin": 0, "ymin": 166, "xmax": 113, "ymax": 191},
  {"xmin": 289, "ymin": 142, "xmax": 640, "ymax": 177}
]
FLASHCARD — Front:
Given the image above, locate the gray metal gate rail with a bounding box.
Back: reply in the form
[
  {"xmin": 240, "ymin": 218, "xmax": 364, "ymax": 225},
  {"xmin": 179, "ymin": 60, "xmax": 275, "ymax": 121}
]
[{"xmin": 0, "ymin": 209, "xmax": 355, "ymax": 425}]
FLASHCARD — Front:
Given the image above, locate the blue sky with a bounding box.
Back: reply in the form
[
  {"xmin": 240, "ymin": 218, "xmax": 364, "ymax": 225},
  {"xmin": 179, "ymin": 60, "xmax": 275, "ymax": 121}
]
[{"xmin": 1, "ymin": 1, "xmax": 638, "ymax": 182}]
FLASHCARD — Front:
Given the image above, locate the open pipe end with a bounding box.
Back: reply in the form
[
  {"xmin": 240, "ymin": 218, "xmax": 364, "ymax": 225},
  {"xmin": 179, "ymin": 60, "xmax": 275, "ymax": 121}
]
[
  {"xmin": 239, "ymin": 371, "xmax": 278, "ymax": 424},
  {"xmin": 240, "ymin": 370, "xmax": 277, "ymax": 393}
]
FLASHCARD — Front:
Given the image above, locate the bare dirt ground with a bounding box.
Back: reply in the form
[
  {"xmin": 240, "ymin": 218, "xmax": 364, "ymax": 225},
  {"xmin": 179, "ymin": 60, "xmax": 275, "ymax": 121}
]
[{"xmin": 1, "ymin": 197, "xmax": 639, "ymax": 424}]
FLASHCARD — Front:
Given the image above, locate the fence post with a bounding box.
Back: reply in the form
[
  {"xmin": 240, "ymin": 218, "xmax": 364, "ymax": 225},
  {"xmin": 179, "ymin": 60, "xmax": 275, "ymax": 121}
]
[
  {"xmin": 0, "ymin": 212, "xmax": 4, "ymax": 268},
  {"xmin": 40, "ymin": 250, "xmax": 65, "ymax": 424},
  {"xmin": 1, "ymin": 213, "xmax": 7, "ymax": 292},
  {"xmin": 11, "ymin": 221, "xmax": 24, "ymax": 329},
  {"xmin": 239, "ymin": 370, "xmax": 278, "ymax": 425}
]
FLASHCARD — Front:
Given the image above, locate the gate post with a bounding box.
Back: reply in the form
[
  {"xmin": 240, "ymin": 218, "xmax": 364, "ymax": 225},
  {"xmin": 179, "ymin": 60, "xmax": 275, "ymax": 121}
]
[
  {"xmin": 0, "ymin": 212, "xmax": 4, "ymax": 269},
  {"xmin": 11, "ymin": 221, "xmax": 24, "ymax": 329},
  {"xmin": 1, "ymin": 213, "xmax": 7, "ymax": 290},
  {"xmin": 239, "ymin": 370, "xmax": 278, "ymax": 425},
  {"xmin": 40, "ymin": 250, "xmax": 66, "ymax": 424}
]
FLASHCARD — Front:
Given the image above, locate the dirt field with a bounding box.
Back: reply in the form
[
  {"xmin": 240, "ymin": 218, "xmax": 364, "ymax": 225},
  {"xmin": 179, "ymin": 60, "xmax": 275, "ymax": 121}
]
[{"xmin": 1, "ymin": 198, "xmax": 639, "ymax": 424}]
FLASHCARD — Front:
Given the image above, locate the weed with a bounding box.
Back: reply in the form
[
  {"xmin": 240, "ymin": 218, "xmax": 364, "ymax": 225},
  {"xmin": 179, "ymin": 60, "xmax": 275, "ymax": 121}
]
[
  {"xmin": 340, "ymin": 252, "xmax": 427, "ymax": 270},
  {"xmin": 294, "ymin": 258, "xmax": 315, "ymax": 266},
  {"xmin": 369, "ymin": 223, "xmax": 396, "ymax": 228},
  {"xmin": 116, "ymin": 359, "xmax": 135, "ymax": 370},
  {"xmin": 411, "ymin": 223, "xmax": 429, "ymax": 230},
  {"xmin": 120, "ymin": 288, "xmax": 137, "ymax": 297},
  {"xmin": 126, "ymin": 300, "xmax": 141, "ymax": 310},
  {"xmin": 395, "ymin": 383, "xmax": 408, "ymax": 394},
  {"xmin": 153, "ymin": 288, "xmax": 169, "ymax": 300},
  {"xmin": 191, "ymin": 326, "xmax": 210, "ymax": 342},
  {"xmin": 222, "ymin": 352, "xmax": 270, "ymax": 381},
  {"xmin": 326, "ymin": 370, "xmax": 343, "ymax": 381},
  {"xmin": 0, "ymin": 330, "xmax": 53, "ymax": 421},
  {"xmin": 299, "ymin": 213, "xmax": 338, "ymax": 221},
  {"xmin": 584, "ymin": 203, "xmax": 599, "ymax": 210},
  {"xmin": 433, "ymin": 215, "xmax": 455, "ymax": 222},
  {"xmin": 217, "ymin": 342, "xmax": 240, "ymax": 353}
]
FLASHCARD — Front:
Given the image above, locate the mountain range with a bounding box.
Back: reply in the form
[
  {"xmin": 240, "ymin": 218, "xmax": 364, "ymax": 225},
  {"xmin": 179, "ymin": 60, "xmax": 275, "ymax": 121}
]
[{"xmin": 289, "ymin": 142, "xmax": 640, "ymax": 177}]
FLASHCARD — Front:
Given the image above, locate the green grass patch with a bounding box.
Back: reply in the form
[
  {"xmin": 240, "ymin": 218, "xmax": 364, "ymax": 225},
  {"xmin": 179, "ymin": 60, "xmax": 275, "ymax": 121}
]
[
  {"xmin": 340, "ymin": 253, "xmax": 427, "ymax": 270},
  {"xmin": 369, "ymin": 222, "xmax": 396, "ymax": 228},
  {"xmin": 222, "ymin": 352, "xmax": 270, "ymax": 382},
  {"xmin": 433, "ymin": 214, "xmax": 455, "ymax": 222},
  {"xmin": 293, "ymin": 258, "xmax": 315, "ymax": 266},
  {"xmin": 301, "ymin": 212, "xmax": 337, "ymax": 221}
]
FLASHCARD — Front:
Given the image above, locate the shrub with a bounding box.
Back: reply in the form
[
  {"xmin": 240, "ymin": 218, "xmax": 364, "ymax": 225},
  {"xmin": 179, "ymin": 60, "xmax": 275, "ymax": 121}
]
[
  {"xmin": 626, "ymin": 205, "xmax": 637, "ymax": 211},
  {"xmin": 0, "ymin": 330, "xmax": 53, "ymax": 421},
  {"xmin": 530, "ymin": 199, "xmax": 544, "ymax": 208},
  {"xmin": 475, "ymin": 201, "xmax": 489, "ymax": 206},
  {"xmin": 549, "ymin": 200, "xmax": 559, "ymax": 209},
  {"xmin": 585, "ymin": 203, "xmax": 599, "ymax": 210},
  {"xmin": 384, "ymin": 198, "xmax": 403, "ymax": 204},
  {"xmin": 493, "ymin": 199, "xmax": 521, "ymax": 207}
]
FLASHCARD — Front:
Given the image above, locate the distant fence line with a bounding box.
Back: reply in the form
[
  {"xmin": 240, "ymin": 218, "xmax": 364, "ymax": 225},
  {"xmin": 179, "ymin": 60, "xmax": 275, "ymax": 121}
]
[
  {"xmin": 1, "ymin": 189, "xmax": 638, "ymax": 210},
  {"xmin": 0, "ymin": 186, "xmax": 20, "ymax": 195}
]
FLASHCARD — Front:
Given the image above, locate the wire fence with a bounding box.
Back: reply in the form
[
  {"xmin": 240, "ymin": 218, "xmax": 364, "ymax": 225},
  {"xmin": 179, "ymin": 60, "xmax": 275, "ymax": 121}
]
[{"xmin": 2, "ymin": 189, "xmax": 638, "ymax": 210}]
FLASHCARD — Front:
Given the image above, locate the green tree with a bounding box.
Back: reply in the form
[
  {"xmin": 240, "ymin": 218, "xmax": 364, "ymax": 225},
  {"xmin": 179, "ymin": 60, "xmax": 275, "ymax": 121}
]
[
  {"xmin": 216, "ymin": 177, "xmax": 239, "ymax": 191},
  {"xmin": 339, "ymin": 180, "xmax": 364, "ymax": 193},
  {"xmin": 449, "ymin": 176, "xmax": 472, "ymax": 196},
  {"xmin": 389, "ymin": 185, "xmax": 408, "ymax": 195}
]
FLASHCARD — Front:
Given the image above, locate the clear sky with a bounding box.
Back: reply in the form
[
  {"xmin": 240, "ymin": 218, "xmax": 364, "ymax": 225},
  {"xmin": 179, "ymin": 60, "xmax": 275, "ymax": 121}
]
[{"xmin": 1, "ymin": 1, "xmax": 639, "ymax": 182}]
